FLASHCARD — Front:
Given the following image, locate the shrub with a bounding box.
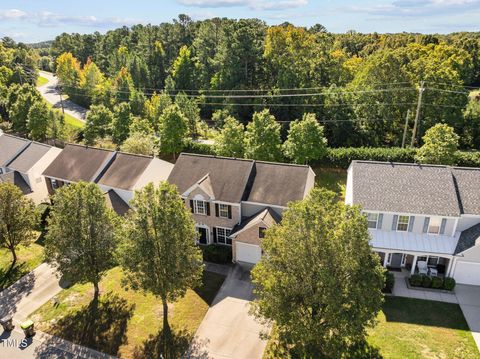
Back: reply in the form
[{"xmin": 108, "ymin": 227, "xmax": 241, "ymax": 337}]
[
  {"xmin": 409, "ymin": 274, "xmax": 423, "ymax": 287},
  {"xmin": 383, "ymin": 271, "xmax": 395, "ymax": 293},
  {"xmin": 431, "ymin": 276, "xmax": 443, "ymax": 289},
  {"xmin": 456, "ymin": 151, "xmax": 480, "ymax": 167},
  {"xmin": 422, "ymin": 275, "xmax": 432, "ymax": 288},
  {"xmin": 443, "ymin": 277, "xmax": 456, "ymax": 291},
  {"xmin": 201, "ymin": 244, "xmax": 232, "ymax": 264},
  {"xmin": 184, "ymin": 139, "xmax": 216, "ymax": 156}
]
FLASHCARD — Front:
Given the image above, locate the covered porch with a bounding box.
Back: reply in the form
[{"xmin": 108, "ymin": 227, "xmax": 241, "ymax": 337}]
[{"xmin": 375, "ymin": 251, "xmax": 453, "ymax": 277}]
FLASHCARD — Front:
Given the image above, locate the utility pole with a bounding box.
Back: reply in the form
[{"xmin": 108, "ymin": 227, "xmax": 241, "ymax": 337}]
[
  {"xmin": 411, "ymin": 81, "xmax": 425, "ymax": 147},
  {"xmin": 57, "ymin": 86, "xmax": 65, "ymax": 115},
  {"xmin": 401, "ymin": 109, "xmax": 410, "ymax": 148}
]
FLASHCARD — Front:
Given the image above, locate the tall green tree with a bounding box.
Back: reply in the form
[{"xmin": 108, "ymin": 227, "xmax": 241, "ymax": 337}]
[
  {"xmin": 144, "ymin": 92, "xmax": 172, "ymax": 131},
  {"xmin": 158, "ymin": 104, "xmax": 188, "ymax": 160},
  {"xmin": 8, "ymin": 84, "xmax": 43, "ymax": 133},
  {"xmin": 111, "ymin": 102, "xmax": 133, "ymax": 144},
  {"xmin": 283, "ymin": 113, "xmax": 328, "ymax": 164},
  {"xmin": 215, "ymin": 115, "xmax": 244, "ymax": 158},
  {"xmin": 415, "ymin": 123, "xmax": 459, "ymax": 165},
  {"xmin": 27, "ymin": 100, "xmax": 50, "ymax": 141},
  {"xmin": 119, "ymin": 182, "xmax": 203, "ymax": 356},
  {"xmin": 45, "ymin": 182, "xmax": 120, "ymax": 303},
  {"xmin": 251, "ymin": 189, "xmax": 384, "ymax": 358},
  {"xmin": 169, "ymin": 45, "xmax": 198, "ymax": 91},
  {"xmin": 120, "ymin": 132, "xmax": 156, "ymax": 156},
  {"xmin": 84, "ymin": 104, "xmax": 114, "ymax": 145},
  {"xmin": 0, "ymin": 183, "xmax": 37, "ymax": 271},
  {"xmin": 175, "ymin": 92, "xmax": 201, "ymax": 136},
  {"xmin": 244, "ymin": 109, "xmax": 282, "ymax": 161}
]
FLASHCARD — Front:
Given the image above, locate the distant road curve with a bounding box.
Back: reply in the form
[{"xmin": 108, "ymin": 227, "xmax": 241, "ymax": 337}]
[{"xmin": 37, "ymin": 71, "xmax": 87, "ymax": 123}]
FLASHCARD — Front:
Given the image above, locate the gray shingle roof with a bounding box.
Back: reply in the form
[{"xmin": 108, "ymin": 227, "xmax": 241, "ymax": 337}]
[
  {"xmin": 7, "ymin": 142, "xmax": 51, "ymax": 173},
  {"xmin": 455, "ymin": 222, "xmax": 480, "ymax": 254},
  {"xmin": 350, "ymin": 161, "xmax": 461, "ymax": 217},
  {"xmin": 451, "ymin": 168, "xmax": 480, "ymax": 216},
  {"xmin": 230, "ymin": 207, "xmax": 282, "ymax": 237},
  {"xmin": 104, "ymin": 190, "xmax": 130, "ymax": 216},
  {"xmin": 0, "ymin": 134, "xmax": 30, "ymax": 166},
  {"xmin": 97, "ymin": 152, "xmax": 152, "ymax": 190},
  {"xmin": 0, "ymin": 171, "xmax": 31, "ymax": 195},
  {"xmin": 43, "ymin": 144, "xmax": 114, "ymax": 183},
  {"xmin": 168, "ymin": 153, "xmax": 312, "ymax": 206}
]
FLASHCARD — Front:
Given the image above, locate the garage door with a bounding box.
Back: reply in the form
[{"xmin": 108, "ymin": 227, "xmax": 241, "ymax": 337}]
[
  {"xmin": 453, "ymin": 261, "xmax": 480, "ymax": 286},
  {"xmin": 236, "ymin": 242, "xmax": 262, "ymax": 264}
]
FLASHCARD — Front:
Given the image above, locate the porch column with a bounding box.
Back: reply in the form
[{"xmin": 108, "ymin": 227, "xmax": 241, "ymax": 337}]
[
  {"xmin": 445, "ymin": 257, "xmax": 454, "ymax": 277},
  {"xmin": 411, "ymin": 255, "xmax": 418, "ymax": 275},
  {"xmin": 383, "ymin": 252, "xmax": 389, "ymax": 268}
]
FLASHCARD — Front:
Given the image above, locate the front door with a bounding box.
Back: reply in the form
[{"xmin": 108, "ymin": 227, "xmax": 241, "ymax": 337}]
[
  {"xmin": 198, "ymin": 227, "xmax": 208, "ymax": 245},
  {"xmin": 390, "ymin": 253, "xmax": 403, "ymax": 268}
]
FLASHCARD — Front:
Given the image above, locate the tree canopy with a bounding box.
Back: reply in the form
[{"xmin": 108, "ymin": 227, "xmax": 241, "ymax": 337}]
[{"xmin": 415, "ymin": 123, "xmax": 460, "ymax": 165}]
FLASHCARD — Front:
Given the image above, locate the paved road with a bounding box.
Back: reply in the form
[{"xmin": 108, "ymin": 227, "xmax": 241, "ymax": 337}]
[
  {"xmin": 37, "ymin": 71, "xmax": 87, "ymax": 122},
  {"xmin": 193, "ymin": 265, "xmax": 269, "ymax": 359},
  {"xmin": 456, "ymin": 285, "xmax": 480, "ymax": 351}
]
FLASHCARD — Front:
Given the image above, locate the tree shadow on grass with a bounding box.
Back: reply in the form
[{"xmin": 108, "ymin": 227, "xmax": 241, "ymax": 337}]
[
  {"xmin": 133, "ymin": 327, "xmax": 211, "ymax": 359},
  {"xmin": 0, "ymin": 262, "xmax": 30, "ymax": 290},
  {"xmin": 193, "ymin": 271, "xmax": 226, "ymax": 306},
  {"xmin": 46, "ymin": 292, "xmax": 134, "ymax": 356}
]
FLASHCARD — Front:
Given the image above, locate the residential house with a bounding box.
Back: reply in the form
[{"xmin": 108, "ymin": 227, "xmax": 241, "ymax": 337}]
[
  {"xmin": 167, "ymin": 153, "xmax": 315, "ymax": 264},
  {"xmin": 346, "ymin": 160, "xmax": 480, "ymax": 286},
  {"xmin": 42, "ymin": 143, "xmax": 174, "ymax": 215},
  {"xmin": 0, "ymin": 133, "xmax": 62, "ymax": 203}
]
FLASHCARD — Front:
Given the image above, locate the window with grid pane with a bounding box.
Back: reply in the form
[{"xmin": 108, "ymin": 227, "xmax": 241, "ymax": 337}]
[
  {"xmin": 217, "ymin": 227, "xmax": 231, "ymax": 245},
  {"xmin": 367, "ymin": 213, "xmax": 379, "ymax": 229},
  {"xmin": 219, "ymin": 204, "xmax": 229, "ymax": 218},
  {"xmin": 397, "ymin": 215, "xmax": 409, "ymax": 231}
]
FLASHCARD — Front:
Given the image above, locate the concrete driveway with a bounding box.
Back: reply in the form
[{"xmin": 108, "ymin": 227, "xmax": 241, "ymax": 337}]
[
  {"xmin": 455, "ymin": 285, "xmax": 480, "ymax": 350},
  {"xmin": 37, "ymin": 71, "xmax": 87, "ymax": 122},
  {"xmin": 192, "ymin": 266, "xmax": 269, "ymax": 359}
]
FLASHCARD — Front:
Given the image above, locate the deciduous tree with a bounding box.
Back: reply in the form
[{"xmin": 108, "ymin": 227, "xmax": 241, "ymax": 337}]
[
  {"xmin": 244, "ymin": 109, "xmax": 282, "ymax": 161},
  {"xmin": 158, "ymin": 104, "xmax": 188, "ymax": 160},
  {"xmin": 415, "ymin": 123, "xmax": 459, "ymax": 165},
  {"xmin": 215, "ymin": 116, "xmax": 244, "ymax": 158}
]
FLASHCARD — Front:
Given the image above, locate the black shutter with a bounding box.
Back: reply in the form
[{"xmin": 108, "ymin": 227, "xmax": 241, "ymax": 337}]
[
  {"xmin": 228, "ymin": 205, "xmax": 232, "ymax": 219},
  {"xmin": 215, "ymin": 203, "xmax": 219, "ymax": 217},
  {"xmin": 213, "ymin": 227, "xmax": 217, "ymax": 243},
  {"xmin": 206, "ymin": 202, "xmax": 211, "ymax": 216},
  {"xmin": 190, "ymin": 200, "xmax": 194, "ymax": 213}
]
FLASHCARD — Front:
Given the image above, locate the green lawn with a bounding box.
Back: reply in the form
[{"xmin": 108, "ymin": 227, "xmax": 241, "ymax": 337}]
[
  {"xmin": 313, "ymin": 167, "xmax": 347, "ymax": 200},
  {"xmin": 368, "ymin": 297, "xmax": 479, "ymax": 359},
  {"xmin": 36, "ymin": 76, "xmax": 49, "ymax": 87},
  {"xmin": 0, "ymin": 236, "xmax": 44, "ymax": 290},
  {"xmin": 264, "ymin": 297, "xmax": 479, "ymax": 358},
  {"xmin": 44, "ymin": 101, "xmax": 84, "ymax": 129},
  {"xmin": 30, "ymin": 267, "xmax": 225, "ymax": 358}
]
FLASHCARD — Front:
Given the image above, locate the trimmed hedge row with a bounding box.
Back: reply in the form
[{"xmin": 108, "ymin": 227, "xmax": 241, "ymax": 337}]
[
  {"xmin": 201, "ymin": 244, "xmax": 232, "ymax": 264},
  {"xmin": 182, "ymin": 141, "xmax": 480, "ymax": 169},
  {"xmin": 409, "ymin": 274, "xmax": 456, "ymax": 291}
]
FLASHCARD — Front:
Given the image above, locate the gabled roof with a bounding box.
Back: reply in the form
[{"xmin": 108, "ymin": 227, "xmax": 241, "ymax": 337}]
[
  {"xmin": 0, "ymin": 171, "xmax": 31, "ymax": 195},
  {"xmin": 455, "ymin": 222, "xmax": 480, "ymax": 254},
  {"xmin": 168, "ymin": 154, "xmax": 254, "ymax": 203},
  {"xmin": 104, "ymin": 190, "xmax": 130, "ymax": 216},
  {"xmin": 96, "ymin": 152, "xmax": 153, "ymax": 191},
  {"xmin": 245, "ymin": 161, "xmax": 311, "ymax": 207},
  {"xmin": 43, "ymin": 144, "xmax": 115, "ymax": 183},
  {"xmin": 7, "ymin": 142, "xmax": 51, "ymax": 173},
  {"xmin": 168, "ymin": 153, "xmax": 313, "ymax": 206},
  {"xmin": 0, "ymin": 133, "xmax": 30, "ymax": 166},
  {"xmin": 230, "ymin": 207, "xmax": 281, "ymax": 238},
  {"xmin": 451, "ymin": 168, "xmax": 480, "ymax": 216},
  {"xmin": 350, "ymin": 161, "xmax": 461, "ymax": 217}
]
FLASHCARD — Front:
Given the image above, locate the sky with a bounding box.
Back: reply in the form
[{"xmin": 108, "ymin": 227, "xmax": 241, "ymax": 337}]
[{"xmin": 1, "ymin": 0, "xmax": 479, "ymax": 43}]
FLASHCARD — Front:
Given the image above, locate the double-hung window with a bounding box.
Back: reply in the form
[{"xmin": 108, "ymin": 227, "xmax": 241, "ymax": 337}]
[
  {"xmin": 396, "ymin": 215, "xmax": 410, "ymax": 231},
  {"xmin": 219, "ymin": 204, "xmax": 230, "ymax": 218},
  {"xmin": 194, "ymin": 200, "xmax": 207, "ymax": 215},
  {"xmin": 217, "ymin": 227, "xmax": 231, "ymax": 245},
  {"xmin": 367, "ymin": 213, "xmax": 379, "ymax": 229},
  {"xmin": 428, "ymin": 217, "xmax": 441, "ymax": 235}
]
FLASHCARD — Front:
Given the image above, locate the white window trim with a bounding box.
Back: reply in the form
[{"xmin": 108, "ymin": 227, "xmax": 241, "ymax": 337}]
[
  {"xmin": 218, "ymin": 204, "xmax": 230, "ymax": 219},
  {"xmin": 366, "ymin": 212, "xmax": 379, "ymax": 230},
  {"xmin": 396, "ymin": 215, "xmax": 410, "ymax": 232},
  {"xmin": 216, "ymin": 227, "xmax": 232, "ymax": 246},
  {"xmin": 193, "ymin": 200, "xmax": 207, "ymax": 215},
  {"xmin": 427, "ymin": 217, "xmax": 442, "ymax": 235}
]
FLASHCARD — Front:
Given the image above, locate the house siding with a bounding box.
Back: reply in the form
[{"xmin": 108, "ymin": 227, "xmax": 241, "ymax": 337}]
[
  {"xmin": 233, "ymin": 219, "xmax": 269, "ymax": 262},
  {"xmin": 458, "ymin": 245, "xmax": 480, "ymax": 262},
  {"xmin": 457, "ymin": 216, "xmax": 480, "ymax": 232}
]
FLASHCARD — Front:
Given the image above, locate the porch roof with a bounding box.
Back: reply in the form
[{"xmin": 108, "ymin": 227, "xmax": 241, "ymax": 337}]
[{"xmin": 369, "ymin": 229, "xmax": 460, "ymax": 255}]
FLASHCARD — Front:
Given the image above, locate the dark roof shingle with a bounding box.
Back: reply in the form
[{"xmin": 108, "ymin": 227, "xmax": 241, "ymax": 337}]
[
  {"xmin": 0, "ymin": 134, "xmax": 30, "ymax": 166},
  {"xmin": 7, "ymin": 142, "xmax": 51, "ymax": 173},
  {"xmin": 97, "ymin": 153, "xmax": 152, "ymax": 190},
  {"xmin": 104, "ymin": 190, "xmax": 130, "ymax": 216},
  {"xmin": 0, "ymin": 171, "xmax": 32, "ymax": 195},
  {"xmin": 455, "ymin": 222, "xmax": 480, "ymax": 254},
  {"xmin": 451, "ymin": 168, "xmax": 480, "ymax": 216},
  {"xmin": 43, "ymin": 144, "xmax": 114, "ymax": 183}
]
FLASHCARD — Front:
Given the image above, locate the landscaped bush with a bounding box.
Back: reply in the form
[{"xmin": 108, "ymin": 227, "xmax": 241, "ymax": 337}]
[
  {"xmin": 456, "ymin": 151, "xmax": 480, "ymax": 167},
  {"xmin": 383, "ymin": 271, "xmax": 395, "ymax": 293},
  {"xmin": 201, "ymin": 244, "xmax": 232, "ymax": 264},
  {"xmin": 422, "ymin": 275, "xmax": 432, "ymax": 288},
  {"xmin": 409, "ymin": 274, "xmax": 423, "ymax": 287},
  {"xmin": 431, "ymin": 276, "xmax": 444, "ymax": 289},
  {"xmin": 184, "ymin": 140, "xmax": 216, "ymax": 156},
  {"xmin": 443, "ymin": 277, "xmax": 456, "ymax": 291}
]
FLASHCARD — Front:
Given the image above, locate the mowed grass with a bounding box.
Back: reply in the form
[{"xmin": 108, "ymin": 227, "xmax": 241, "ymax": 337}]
[
  {"xmin": 36, "ymin": 76, "xmax": 49, "ymax": 87},
  {"xmin": 368, "ymin": 297, "xmax": 479, "ymax": 359},
  {"xmin": 313, "ymin": 167, "xmax": 347, "ymax": 200},
  {"xmin": 0, "ymin": 236, "xmax": 44, "ymax": 290},
  {"xmin": 45, "ymin": 101, "xmax": 84, "ymax": 129},
  {"xmin": 31, "ymin": 267, "xmax": 225, "ymax": 358}
]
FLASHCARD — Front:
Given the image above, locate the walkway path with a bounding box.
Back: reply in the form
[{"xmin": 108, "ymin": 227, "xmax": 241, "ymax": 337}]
[
  {"xmin": 193, "ymin": 265, "xmax": 269, "ymax": 359},
  {"xmin": 37, "ymin": 71, "xmax": 87, "ymax": 122}
]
